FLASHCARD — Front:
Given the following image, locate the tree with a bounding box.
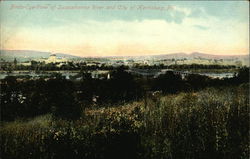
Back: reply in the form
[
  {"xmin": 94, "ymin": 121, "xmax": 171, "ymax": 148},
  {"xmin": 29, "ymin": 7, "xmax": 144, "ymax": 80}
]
[
  {"xmin": 77, "ymin": 71, "xmax": 95, "ymax": 106},
  {"xmin": 153, "ymin": 71, "xmax": 183, "ymax": 93},
  {"xmin": 236, "ymin": 67, "xmax": 249, "ymax": 83},
  {"xmin": 0, "ymin": 76, "xmax": 21, "ymax": 121},
  {"xmin": 46, "ymin": 76, "xmax": 81, "ymax": 119},
  {"xmin": 108, "ymin": 66, "xmax": 142, "ymax": 103},
  {"xmin": 185, "ymin": 74, "xmax": 210, "ymax": 90}
]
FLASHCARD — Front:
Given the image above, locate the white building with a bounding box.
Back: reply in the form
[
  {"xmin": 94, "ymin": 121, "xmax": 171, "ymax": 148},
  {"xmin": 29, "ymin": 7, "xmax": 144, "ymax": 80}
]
[{"xmin": 44, "ymin": 54, "xmax": 67, "ymax": 64}]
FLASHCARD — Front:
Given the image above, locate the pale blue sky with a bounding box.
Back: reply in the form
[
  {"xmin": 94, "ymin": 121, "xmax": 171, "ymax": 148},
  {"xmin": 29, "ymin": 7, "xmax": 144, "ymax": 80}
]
[{"xmin": 1, "ymin": 1, "xmax": 249, "ymax": 56}]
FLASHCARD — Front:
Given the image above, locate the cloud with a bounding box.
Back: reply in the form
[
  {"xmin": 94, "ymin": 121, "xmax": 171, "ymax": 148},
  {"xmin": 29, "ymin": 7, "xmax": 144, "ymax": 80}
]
[{"xmin": 193, "ymin": 25, "xmax": 209, "ymax": 30}]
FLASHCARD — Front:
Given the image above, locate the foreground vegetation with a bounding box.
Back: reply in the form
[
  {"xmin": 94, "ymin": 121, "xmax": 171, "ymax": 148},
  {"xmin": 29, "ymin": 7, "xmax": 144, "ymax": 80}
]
[{"xmin": 1, "ymin": 85, "xmax": 249, "ymax": 159}]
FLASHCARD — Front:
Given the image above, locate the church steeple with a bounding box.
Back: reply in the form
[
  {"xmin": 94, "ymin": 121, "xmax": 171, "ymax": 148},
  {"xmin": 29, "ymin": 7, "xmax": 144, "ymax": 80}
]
[{"xmin": 14, "ymin": 58, "xmax": 17, "ymax": 67}]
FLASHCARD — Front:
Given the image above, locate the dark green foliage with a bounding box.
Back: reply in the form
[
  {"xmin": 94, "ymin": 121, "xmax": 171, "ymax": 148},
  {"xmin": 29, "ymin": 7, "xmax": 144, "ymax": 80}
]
[
  {"xmin": 47, "ymin": 76, "xmax": 81, "ymax": 120},
  {"xmin": 77, "ymin": 72, "xmax": 95, "ymax": 106},
  {"xmin": 0, "ymin": 76, "xmax": 21, "ymax": 120},
  {"xmin": 0, "ymin": 75, "xmax": 82, "ymax": 121},
  {"xmin": 153, "ymin": 71, "xmax": 183, "ymax": 93},
  {"xmin": 75, "ymin": 68, "xmax": 143, "ymax": 106},
  {"xmin": 236, "ymin": 67, "xmax": 249, "ymax": 83},
  {"xmin": 108, "ymin": 67, "xmax": 142, "ymax": 103},
  {"xmin": 185, "ymin": 73, "xmax": 210, "ymax": 90}
]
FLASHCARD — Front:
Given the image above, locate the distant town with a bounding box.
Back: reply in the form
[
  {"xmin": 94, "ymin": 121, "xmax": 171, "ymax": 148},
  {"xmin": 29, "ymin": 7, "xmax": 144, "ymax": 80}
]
[
  {"xmin": 1, "ymin": 50, "xmax": 249, "ymax": 68},
  {"xmin": 0, "ymin": 50, "xmax": 248, "ymax": 81}
]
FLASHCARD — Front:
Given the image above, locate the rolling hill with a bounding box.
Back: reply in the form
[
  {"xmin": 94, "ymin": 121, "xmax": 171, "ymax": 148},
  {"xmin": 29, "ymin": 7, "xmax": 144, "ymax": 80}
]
[{"xmin": 0, "ymin": 50, "xmax": 248, "ymax": 65}]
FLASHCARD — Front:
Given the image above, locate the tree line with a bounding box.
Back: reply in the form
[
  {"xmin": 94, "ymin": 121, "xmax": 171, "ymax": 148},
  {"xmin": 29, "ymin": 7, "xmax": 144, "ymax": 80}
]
[{"xmin": 1, "ymin": 61, "xmax": 238, "ymax": 71}]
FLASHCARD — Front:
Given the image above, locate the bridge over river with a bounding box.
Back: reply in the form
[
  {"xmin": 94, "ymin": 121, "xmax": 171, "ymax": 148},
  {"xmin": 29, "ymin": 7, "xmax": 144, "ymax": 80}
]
[
  {"xmin": 127, "ymin": 68, "xmax": 235, "ymax": 79},
  {"xmin": 0, "ymin": 69, "xmax": 235, "ymax": 80}
]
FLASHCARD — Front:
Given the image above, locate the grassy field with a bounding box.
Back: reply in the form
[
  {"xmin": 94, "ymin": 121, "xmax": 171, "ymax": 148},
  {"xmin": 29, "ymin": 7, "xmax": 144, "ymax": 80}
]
[{"xmin": 1, "ymin": 84, "xmax": 249, "ymax": 159}]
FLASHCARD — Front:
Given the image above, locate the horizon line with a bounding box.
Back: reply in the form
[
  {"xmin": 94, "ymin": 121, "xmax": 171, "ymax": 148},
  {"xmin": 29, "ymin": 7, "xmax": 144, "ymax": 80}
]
[{"xmin": 1, "ymin": 49, "xmax": 249, "ymax": 58}]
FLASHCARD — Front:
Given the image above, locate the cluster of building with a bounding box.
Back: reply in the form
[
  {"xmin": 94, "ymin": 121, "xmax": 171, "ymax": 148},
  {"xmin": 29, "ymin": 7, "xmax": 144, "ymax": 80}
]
[
  {"xmin": 14, "ymin": 54, "xmax": 69, "ymax": 67},
  {"xmin": 40, "ymin": 54, "xmax": 68, "ymax": 64}
]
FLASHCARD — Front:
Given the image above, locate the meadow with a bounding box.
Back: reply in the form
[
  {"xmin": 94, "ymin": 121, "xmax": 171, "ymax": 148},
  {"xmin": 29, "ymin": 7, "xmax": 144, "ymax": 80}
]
[{"xmin": 1, "ymin": 84, "xmax": 249, "ymax": 159}]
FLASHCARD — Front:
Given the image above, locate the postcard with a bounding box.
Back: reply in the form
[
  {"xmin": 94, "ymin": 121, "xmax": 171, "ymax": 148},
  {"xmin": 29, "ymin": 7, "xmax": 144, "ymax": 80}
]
[{"xmin": 0, "ymin": 1, "xmax": 249, "ymax": 159}]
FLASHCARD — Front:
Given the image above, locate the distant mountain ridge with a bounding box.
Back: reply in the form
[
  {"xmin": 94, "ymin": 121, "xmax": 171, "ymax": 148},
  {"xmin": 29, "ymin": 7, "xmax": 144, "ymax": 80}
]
[
  {"xmin": 105, "ymin": 52, "xmax": 249, "ymax": 60},
  {"xmin": 0, "ymin": 50, "xmax": 248, "ymax": 62},
  {"xmin": 0, "ymin": 50, "xmax": 81, "ymax": 62},
  {"xmin": 187, "ymin": 52, "xmax": 248, "ymax": 59}
]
